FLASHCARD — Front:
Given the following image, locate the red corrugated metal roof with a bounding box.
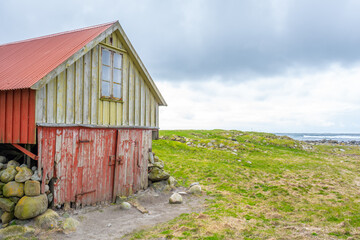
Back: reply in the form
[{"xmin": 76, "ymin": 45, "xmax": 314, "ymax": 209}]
[{"xmin": 0, "ymin": 21, "xmax": 115, "ymax": 90}]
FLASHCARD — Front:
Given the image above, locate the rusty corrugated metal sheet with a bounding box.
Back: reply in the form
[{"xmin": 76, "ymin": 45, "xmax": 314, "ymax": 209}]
[
  {"xmin": 0, "ymin": 22, "xmax": 115, "ymax": 90},
  {"xmin": 0, "ymin": 89, "xmax": 36, "ymax": 143},
  {"xmin": 38, "ymin": 127, "xmax": 151, "ymax": 206}
]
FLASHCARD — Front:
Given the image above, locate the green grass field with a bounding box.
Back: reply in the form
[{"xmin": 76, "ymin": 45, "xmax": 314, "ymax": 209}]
[{"xmin": 130, "ymin": 130, "xmax": 360, "ymax": 239}]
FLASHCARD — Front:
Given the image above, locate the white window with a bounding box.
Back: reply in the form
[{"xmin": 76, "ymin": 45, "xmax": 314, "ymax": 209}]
[{"xmin": 101, "ymin": 48, "xmax": 122, "ymax": 100}]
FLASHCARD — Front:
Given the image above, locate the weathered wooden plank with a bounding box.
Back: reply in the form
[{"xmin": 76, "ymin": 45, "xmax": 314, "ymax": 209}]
[
  {"xmin": 20, "ymin": 90, "xmax": 29, "ymax": 143},
  {"xmin": 155, "ymin": 103, "xmax": 159, "ymax": 128},
  {"xmin": 5, "ymin": 91, "xmax": 13, "ymax": 143},
  {"xmin": 75, "ymin": 57, "xmax": 83, "ymax": 124},
  {"xmin": 28, "ymin": 90, "xmax": 36, "ymax": 144},
  {"xmin": 150, "ymin": 94, "xmax": 155, "ymax": 127},
  {"xmin": 129, "ymin": 62, "xmax": 135, "ymax": 126},
  {"xmin": 12, "ymin": 90, "xmax": 21, "ymax": 143},
  {"xmin": 122, "ymin": 55, "xmax": 129, "ymax": 125},
  {"xmin": 134, "ymin": 71, "xmax": 140, "ymax": 126},
  {"xmin": 46, "ymin": 78, "xmax": 57, "ymax": 123},
  {"xmin": 103, "ymin": 101, "xmax": 110, "ymax": 125},
  {"xmin": 57, "ymin": 71, "xmax": 66, "ymax": 123},
  {"xmin": 140, "ymin": 78, "xmax": 145, "ymax": 126},
  {"xmin": 91, "ymin": 46, "xmax": 99, "ymax": 125},
  {"xmin": 66, "ymin": 64, "xmax": 75, "ymax": 124},
  {"xmin": 110, "ymin": 102, "xmax": 116, "ymax": 125},
  {"xmin": 145, "ymin": 87, "xmax": 151, "ymax": 127},
  {"xmin": 0, "ymin": 92, "xmax": 6, "ymax": 142},
  {"xmin": 36, "ymin": 86, "xmax": 46, "ymax": 123},
  {"xmin": 83, "ymin": 52, "xmax": 91, "ymax": 124},
  {"xmin": 116, "ymin": 102, "xmax": 122, "ymax": 126}
]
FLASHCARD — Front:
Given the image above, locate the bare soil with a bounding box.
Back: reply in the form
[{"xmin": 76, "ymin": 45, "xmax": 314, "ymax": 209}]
[{"xmin": 48, "ymin": 188, "xmax": 206, "ymax": 240}]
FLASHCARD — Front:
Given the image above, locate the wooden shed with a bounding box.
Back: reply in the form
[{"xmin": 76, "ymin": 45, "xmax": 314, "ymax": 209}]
[{"xmin": 0, "ymin": 21, "xmax": 166, "ymax": 207}]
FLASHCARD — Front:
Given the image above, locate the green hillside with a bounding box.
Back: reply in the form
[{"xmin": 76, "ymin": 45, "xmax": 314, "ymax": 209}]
[{"xmin": 132, "ymin": 130, "xmax": 360, "ymax": 239}]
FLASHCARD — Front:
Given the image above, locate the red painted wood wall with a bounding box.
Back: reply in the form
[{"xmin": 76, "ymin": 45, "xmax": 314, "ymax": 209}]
[
  {"xmin": 0, "ymin": 89, "xmax": 36, "ymax": 144},
  {"xmin": 37, "ymin": 126, "xmax": 151, "ymax": 206}
]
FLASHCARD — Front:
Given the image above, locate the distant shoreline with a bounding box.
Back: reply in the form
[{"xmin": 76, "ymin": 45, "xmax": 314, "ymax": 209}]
[{"xmin": 274, "ymin": 133, "xmax": 360, "ymax": 144}]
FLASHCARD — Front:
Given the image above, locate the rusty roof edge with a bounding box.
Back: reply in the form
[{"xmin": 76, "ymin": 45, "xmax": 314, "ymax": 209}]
[{"xmin": 113, "ymin": 22, "xmax": 167, "ymax": 106}]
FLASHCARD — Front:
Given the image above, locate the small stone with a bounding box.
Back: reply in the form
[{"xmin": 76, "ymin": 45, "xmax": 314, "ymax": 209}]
[
  {"xmin": 3, "ymin": 181, "xmax": 24, "ymax": 198},
  {"xmin": 0, "ymin": 198, "xmax": 15, "ymax": 212},
  {"xmin": 247, "ymin": 161, "xmax": 252, "ymax": 164},
  {"xmin": 1, "ymin": 166, "xmax": 18, "ymax": 183},
  {"xmin": 148, "ymin": 167, "xmax": 170, "ymax": 182},
  {"xmin": 148, "ymin": 152, "xmax": 155, "ymax": 164},
  {"xmin": 7, "ymin": 160, "xmax": 20, "ymax": 167},
  {"xmin": 24, "ymin": 180, "xmax": 40, "ymax": 196},
  {"xmin": 31, "ymin": 166, "xmax": 37, "ymax": 172},
  {"xmin": 188, "ymin": 185, "xmax": 202, "ymax": 194},
  {"xmin": 167, "ymin": 176, "xmax": 178, "ymax": 187},
  {"xmin": 30, "ymin": 170, "xmax": 41, "ymax": 181},
  {"xmin": 190, "ymin": 182, "xmax": 200, "ymax": 187},
  {"xmin": 15, "ymin": 166, "xmax": 33, "ymax": 183},
  {"xmin": 62, "ymin": 217, "xmax": 79, "ymax": 233},
  {"xmin": 178, "ymin": 192, "xmax": 188, "ymax": 195},
  {"xmin": 219, "ymin": 143, "xmax": 225, "ymax": 148},
  {"xmin": 0, "ymin": 156, "xmax": 6, "ymax": 164},
  {"xmin": 20, "ymin": 164, "xmax": 27, "ymax": 168},
  {"xmin": 107, "ymin": 223, "xmax": 112, "ymax": 227},
  {"xmin": 47, "ymin": 193, "xmax": 53, "ymax": 204},
  {"xmin": 44, "ymin": 184, "xmax": 50, "ymax": 193},
  {"xmin": 169, "ymin": 193, "xmax": 183, "ymax": 204},
  {"xmin": 1, "ymin": 211, "xmax": 14, "ymax": 224},
  {"xmin": 35, "ymin": 209, "xmax": 59, "ymax": 229},
  {"xmin": 120, "ymin": 202, "xmax": 131, "ymax": 210},
  {"xmin": 153, "ymin": 161, "xmax": 164, "ymax": 169},
  {"xmin": 340, "ymin": 149, "xmax": 345, "ymax": 152}
]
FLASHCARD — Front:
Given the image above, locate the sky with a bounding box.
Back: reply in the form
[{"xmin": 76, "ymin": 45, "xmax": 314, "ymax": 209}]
[{"xmin": 1, "ymin": 0, "xmax": 360, "ymax": 133}]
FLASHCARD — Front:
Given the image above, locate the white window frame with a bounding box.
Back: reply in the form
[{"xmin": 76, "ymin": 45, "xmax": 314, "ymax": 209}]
[{"xmin": 100, "ymin": 47, "xmax": 123, "ymax": 101}]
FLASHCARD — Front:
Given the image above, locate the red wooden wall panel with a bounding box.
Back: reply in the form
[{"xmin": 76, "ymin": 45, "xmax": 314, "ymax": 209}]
[
  {"xmin": 0, "ymin": 89, "xmax": 36, "ymax": 144},
  {"xmin": 38, "ymin": 126, "xmax": 151, "ymax": 207}
]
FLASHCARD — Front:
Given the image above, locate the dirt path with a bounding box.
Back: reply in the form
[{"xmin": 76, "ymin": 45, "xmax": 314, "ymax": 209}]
[{"xmin": 49, "ymin": 188, "xmax": 205, "ymax": 240}]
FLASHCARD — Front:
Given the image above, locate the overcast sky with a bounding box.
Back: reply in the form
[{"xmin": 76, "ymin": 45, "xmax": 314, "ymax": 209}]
[{"xmin": 1, "ymin": 0, "xmax": 360, "ymax": 133}]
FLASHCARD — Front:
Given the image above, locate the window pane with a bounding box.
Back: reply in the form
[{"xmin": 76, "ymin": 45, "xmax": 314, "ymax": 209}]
[
  {"xmin": 102, "ymin": 49, "xmax": 111, "ymax": 66},
  {"xmin": 101, "ymin": 65, "xmax": 111, "ymax": 81},
  {"xmin": 113, "ymin": 69, "xmax": 122, "ymax": 83},
  {"xmin": 101, "ymin": 81, "xmax": 110, "ymax": 97},
  {"xmin": 114, "ymin": 53, "xmax": 122, "ymax": 69},
  {"xmin": 113, "ymin": 84, "xmax": 121, "ymax": 98}
]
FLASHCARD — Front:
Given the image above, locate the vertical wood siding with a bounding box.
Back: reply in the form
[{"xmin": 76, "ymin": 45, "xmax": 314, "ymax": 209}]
[
  {"xmin": 38, "ymin": 126, "xmax": 151, "ymax": 206},
  {"xmin": 36, "ymin": 32, "xmax": 159, "ymax": 128},
  {"xmin": 0, "ymin": 89, "xmax": 36, "ymax": 144}
]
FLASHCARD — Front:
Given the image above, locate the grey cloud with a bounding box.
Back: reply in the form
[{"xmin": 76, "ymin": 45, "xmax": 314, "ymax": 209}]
[{"xmin": 1, "ymin": 0, "xmax": 360, "ymax": 81}]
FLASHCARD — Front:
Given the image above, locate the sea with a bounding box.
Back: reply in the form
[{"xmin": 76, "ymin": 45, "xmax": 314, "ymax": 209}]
[{"xmin": 274, "ymin": 133, "xmax": 360, "ymax": 143}]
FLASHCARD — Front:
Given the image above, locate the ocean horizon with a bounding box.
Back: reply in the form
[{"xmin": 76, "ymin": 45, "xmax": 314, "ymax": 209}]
[{"xmin": 274, "ymin": 133, "xmax": 360, "ymax": 142}]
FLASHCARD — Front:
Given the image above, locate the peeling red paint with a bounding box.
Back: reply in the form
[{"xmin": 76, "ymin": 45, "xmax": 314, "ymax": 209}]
[{"xmin": 38, "ymin": 126, "xmax": 151, "ymax": 206}]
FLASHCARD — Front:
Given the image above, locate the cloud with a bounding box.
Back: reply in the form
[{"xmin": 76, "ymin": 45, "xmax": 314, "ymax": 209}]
[{"xmin": 158, "ymin": 63, "xmax": 360, "ymax": 132}]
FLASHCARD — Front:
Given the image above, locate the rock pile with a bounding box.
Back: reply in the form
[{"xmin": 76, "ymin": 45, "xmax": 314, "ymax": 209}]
[
  {"xmin": 148, "ymin": 153, "xmax": 177, "ymax": 192},
  {"xmin": 0, "ymin": 155, "xmax": 49, "ymax": 225}
]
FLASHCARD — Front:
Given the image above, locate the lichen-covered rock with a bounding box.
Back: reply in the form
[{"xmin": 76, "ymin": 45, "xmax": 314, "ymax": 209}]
[
  {"xmin": 0, "ymin": 197, "xmax": 15, "ymax": 212},
  {"xmin": 188, "ymin": 184, "xmax": 202, "ymax": 194},
  {"xmin": 14, "ymin": 194, "xmax": 48, "ymax": 220},
  {"xmin": 153, "ymin": 161, "xmax": 164, "ymax": 169},
  {"xmin": 47, "ymin": 193, "xmax": 53, "ymax": 204},
  {"xmin": 3, "ymin": 181, "xmax": 24, "ymax": 197},
  {"xmin": 35, "ymin": 209, "xmax": 59, "ymax": 229},
  {"xmin": 167, "ymin": 176, "xmax": 178, "ymax": 187},
  {"xmin": 1, "ymin": 166, "xmax": 18, "ymax": 183},
  {"xmin": 62, "ymin": 217, "xmax": 80, "ymax": 233},
  {"xmin": 7, "ymin": 160, "xmax": 20, "ymax": 167},
  {"xmin": 0, "ymin": 225, "xmax": 35, "ymax": 239},
  {"xmin": 1, "ymin": 211, "xmax": 14, "ymax": 224},
  {"xmin": 9, "ymin": 197, "xmax": 20, "ymax": 203},
  {"xmin": 15, "ymin": 166, "xmax": 33, "ymax": 183},
  {"xmin": 120, "ymin": 202, "xmax": 131, "ymax": 210},
  {"xmin": 148, "ymin": 167, "xmax": 170, "ymax": 182},
  {"xmin": 169, "ymin": 193, "xmax": 183, "ymax": 204},
  {"xmin": 24, "ymin": 180, "xmax": 40, "ymax": 196}
]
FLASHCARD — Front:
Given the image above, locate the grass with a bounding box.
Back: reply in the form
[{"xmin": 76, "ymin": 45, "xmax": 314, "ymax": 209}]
[{"xmin": 127, "ymin": 130, "xmax": 360, "ymax": 239}]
